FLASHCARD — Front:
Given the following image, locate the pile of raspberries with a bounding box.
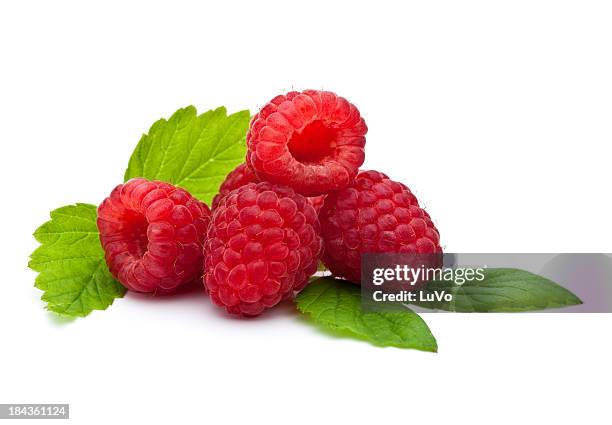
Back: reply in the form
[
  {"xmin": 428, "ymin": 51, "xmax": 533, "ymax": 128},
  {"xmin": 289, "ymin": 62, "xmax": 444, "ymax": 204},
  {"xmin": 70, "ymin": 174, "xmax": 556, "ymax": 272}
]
[{"xmin": 97, "ymin": 90, "xmax": 442, "ymax": 316}]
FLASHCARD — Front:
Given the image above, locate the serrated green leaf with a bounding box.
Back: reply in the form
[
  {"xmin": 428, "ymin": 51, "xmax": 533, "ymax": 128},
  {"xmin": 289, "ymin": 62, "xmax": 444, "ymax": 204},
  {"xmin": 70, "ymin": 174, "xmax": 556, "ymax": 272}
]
[
  {"xmin": 124, "ymin": 105, "xmax": 250, "ymax": 205},
  {"xmin": 296, "ymin": 277, "xmax": 437, "ymax": 351},
  {"xmin": 413, "ymin": 268, "xmax": 582, "ymax": 312},
  {"xmin": 29, "ymin": 203, "xmax": 125, "ymax": 317}
]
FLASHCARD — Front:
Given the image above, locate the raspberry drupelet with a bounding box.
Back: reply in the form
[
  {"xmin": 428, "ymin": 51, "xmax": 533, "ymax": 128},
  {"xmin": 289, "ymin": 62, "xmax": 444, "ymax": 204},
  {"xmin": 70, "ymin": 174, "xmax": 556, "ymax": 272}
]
[
  {"xmin": 204, "ymin": 182, "xmax": 323, "ymax": 316},
  {"xmin": 246, "ymin": 90, "xmax": 367, "ymax": 196},
  {"xmin": 97, "ymin": 178, "xmax": 211, "ymax": 293}
]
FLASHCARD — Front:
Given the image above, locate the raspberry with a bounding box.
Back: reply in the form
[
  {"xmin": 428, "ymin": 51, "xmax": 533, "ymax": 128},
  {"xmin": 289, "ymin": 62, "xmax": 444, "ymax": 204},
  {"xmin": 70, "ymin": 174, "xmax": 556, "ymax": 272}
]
[
  {"xmin": 212, "ymin": 162, "xmax": 326, "ymax": 212},
  {"xmin": 204, "ymin": 182, "xmax": 323, "ymax": 316},
  {"xmin": 246, "ymin": 90, "xmax": 367, "ymax": 196},
  {"xmin": 319, "ymin": 170, "xmax": 442, "ymax": 283},
  {"xmin": 212, "ymin": 163, "xmax": 257, "ymax": 210},
  {"xmin": 97, "ymin": 178, "xmax": 211, "ymax": 294}
]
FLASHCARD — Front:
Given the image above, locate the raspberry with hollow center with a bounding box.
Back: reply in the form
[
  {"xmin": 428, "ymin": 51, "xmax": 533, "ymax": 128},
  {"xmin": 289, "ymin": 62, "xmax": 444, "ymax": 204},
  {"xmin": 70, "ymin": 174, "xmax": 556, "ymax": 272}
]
[
  {"xmin": 212, "ymin": 162, "xmax": 326, "ymax": 212},
  {"xmin": 319, "ymin": 170, "xmax": 442, "ymax": 283},
  {"xmin": 204, "ymin": 182, "xmax": 323, "ymax": 316},
  {"xmin": 97, "ymin": 178, "xmax": 211, "ymax": 294},
  {"xmin": 246, "ymin": 90, "xmax": 367, "ymax": 196}
]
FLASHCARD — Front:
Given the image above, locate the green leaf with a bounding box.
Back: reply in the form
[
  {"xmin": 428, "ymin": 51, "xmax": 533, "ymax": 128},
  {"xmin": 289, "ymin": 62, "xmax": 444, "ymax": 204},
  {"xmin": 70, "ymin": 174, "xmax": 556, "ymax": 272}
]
[
  {"xmin": 29, "ymin": 203, "xmax": 125, "ymax": 317},
  {"xmin": 296, "ymin": 277, "xmax": 438, "ymax": 352},
  {"xmin": 124, "ymin": 105, "xmax": 251, "ymax": 205},
  {"xmin": 413, "ymin": 268, "xmax": 582, "ymax": 312}
]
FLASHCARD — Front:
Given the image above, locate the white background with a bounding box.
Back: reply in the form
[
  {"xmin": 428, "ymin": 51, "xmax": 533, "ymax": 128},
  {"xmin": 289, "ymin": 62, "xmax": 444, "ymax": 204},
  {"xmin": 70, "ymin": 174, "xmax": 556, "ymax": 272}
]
[{"xmin": 1, "ymin": 1, "xmax": 611, "ymax": 423}]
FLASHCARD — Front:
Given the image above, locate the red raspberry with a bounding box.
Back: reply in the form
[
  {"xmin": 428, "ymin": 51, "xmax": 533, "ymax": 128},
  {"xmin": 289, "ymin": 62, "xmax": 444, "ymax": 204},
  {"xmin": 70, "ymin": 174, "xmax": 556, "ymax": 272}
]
[
  {"xmin": 246, "ymin": 90, "xmax": 367, "ymax": 196},
  {"xmin": 204, "ymin": 182, "xmax": 323, "ymax": 316},
  {"xmin": 319, "ymin": 170, "xmax": 442, "ymax": 283},
  {"xmin": 212, "ymin": 162, "xmax": 326, "ymax": 213},
  {"xmin": 212, "ymin": 163, "xmax": 257, "ymax": 210},
  {"xmin": 97, "ymin": 178, "xmax": 211, "ymax": 294}
]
